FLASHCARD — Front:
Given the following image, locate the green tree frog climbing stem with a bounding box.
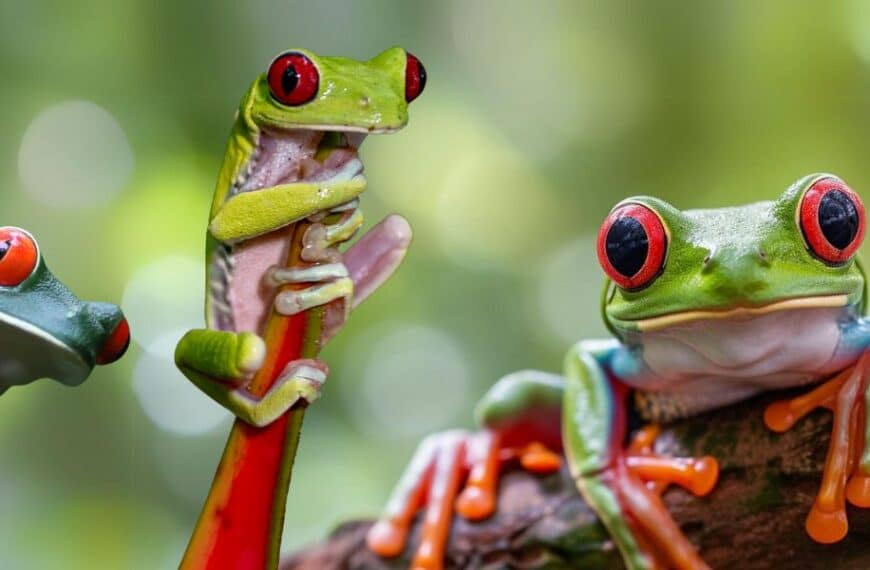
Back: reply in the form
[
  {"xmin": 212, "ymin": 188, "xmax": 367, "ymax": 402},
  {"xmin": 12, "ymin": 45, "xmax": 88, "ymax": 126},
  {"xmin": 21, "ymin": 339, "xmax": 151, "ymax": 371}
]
[
  {"xmin": 0, "ymin": 226, "xmax": 128, "ymax": 391},
  {"xmin": 368, "ymin": 174, "xmax": 870, "ymax": 569},
  {"xmin": 175, "ymin": 48, "xmax": 425, "ymax": 569}
]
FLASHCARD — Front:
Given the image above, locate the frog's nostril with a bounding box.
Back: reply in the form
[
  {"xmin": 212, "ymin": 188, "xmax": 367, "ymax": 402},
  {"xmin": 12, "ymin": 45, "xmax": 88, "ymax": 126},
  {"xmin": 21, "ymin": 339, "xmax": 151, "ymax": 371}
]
[{"xmin": 96, "ymin": 316, "xmax": 130, "ymax": 365}]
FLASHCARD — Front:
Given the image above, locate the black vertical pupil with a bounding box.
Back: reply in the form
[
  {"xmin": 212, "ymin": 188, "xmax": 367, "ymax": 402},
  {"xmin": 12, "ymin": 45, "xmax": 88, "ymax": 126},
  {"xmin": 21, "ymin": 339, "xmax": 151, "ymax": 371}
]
[
  {"xmin": 0, "ymin": 240, "xmax": 9, "ymax": 262},
  {"xmin": 417, "ymin": 61, "xmax": 427, "ymax": 93},
  {"xmin": 281, "ymin": 64, "xmax": 299, "ymax": 94},
  {"xmin": 818, "ymin": 190, "xmax": 859, "ymax": 250},
  {"xmin": 606, "ymin": 217, "xmax": 649, "ymax": 277}
]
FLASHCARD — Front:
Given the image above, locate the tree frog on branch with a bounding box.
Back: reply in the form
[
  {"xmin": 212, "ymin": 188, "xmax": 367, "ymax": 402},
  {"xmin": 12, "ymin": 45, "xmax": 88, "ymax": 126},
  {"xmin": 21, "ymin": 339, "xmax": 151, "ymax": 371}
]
[
  {"xmin": 0, "ymin": 226, "xmax": 129, "ymax": 391},
  {"xmin": 175, "ymin": 47, "xmax": 424, "ymax": 426},
  {"xmin": 368, "ymin": 174, "xmax": 870, "ymax": 569},
  {"xmin": 174, "ymin": 47, "xmax": 425, "ymax": 568}
]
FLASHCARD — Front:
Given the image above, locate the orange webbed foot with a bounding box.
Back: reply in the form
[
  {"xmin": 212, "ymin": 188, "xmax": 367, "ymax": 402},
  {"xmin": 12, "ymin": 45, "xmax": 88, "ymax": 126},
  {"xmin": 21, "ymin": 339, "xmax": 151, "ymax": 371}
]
[{"xmin": 764, "ymin": 353, "xmax": 870, "ymax": 544}]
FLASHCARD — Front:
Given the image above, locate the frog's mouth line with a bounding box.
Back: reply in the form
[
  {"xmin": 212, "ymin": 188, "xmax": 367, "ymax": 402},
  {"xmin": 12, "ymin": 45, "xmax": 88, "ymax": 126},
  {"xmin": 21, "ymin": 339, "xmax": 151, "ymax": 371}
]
[
  {"xmin": 234, "ymin": 128, "xmax": 366, "ymax": 196},
  {"xmin": 627, "ymin": 294, "xmax": 850, "ymax": 333}
]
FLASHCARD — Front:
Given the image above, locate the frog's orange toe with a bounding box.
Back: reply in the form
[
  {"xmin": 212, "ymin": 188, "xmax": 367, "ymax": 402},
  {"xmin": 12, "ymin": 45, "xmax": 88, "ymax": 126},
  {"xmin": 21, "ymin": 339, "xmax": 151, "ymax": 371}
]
[
  {"xmin": 455, "ymin": 485, "xmax": 496, "ymax": 520},
  {"xmin": 846, "ymin": 473, "xmax": 870, "ymax": 507},
  {"xmin": 763, "ymin": 400, "xmax": 797, "ymax": 432},
  {"xmin": 806, "ymin": 504, "xmax": 848, "ymax": 544},
  {"xmin": 367, "ymin": 519, "xmax": 408, "ymax": 557},
  {"xmin": 519, "ymin": 442, "xmax": 562, "ymax": 473},
  {"xmin": 689, "ymin": 456, "xmax": 719, "ymax": 497}
]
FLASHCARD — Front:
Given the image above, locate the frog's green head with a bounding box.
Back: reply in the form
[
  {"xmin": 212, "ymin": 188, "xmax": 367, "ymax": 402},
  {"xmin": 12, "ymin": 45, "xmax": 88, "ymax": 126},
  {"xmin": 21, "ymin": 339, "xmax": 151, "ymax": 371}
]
[
  {"xmin": 0, "ymin": 227, "xmax": 130, "ymax": 390},
  {"xmin": 598, "ymin": 174, "xmax": 867, "ymax": 335},
  {"xmin": 241, "ymin": 47, "xmax": 424, "ymax": 134},
  {"xmin": 211, "ymin": 47, "xmax": 427, "ymax": 219}
]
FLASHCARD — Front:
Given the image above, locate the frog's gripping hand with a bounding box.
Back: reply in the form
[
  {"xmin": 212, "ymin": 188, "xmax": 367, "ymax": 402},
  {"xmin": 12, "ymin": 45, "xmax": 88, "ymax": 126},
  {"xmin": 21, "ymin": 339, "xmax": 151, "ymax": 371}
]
[
  {"xmin": 174, "ymin": 330, "xmax": 326, "ymax": 428},
  {"xmin": 268, "ymin": 212, "xmax": 413, "ymax": 345}
]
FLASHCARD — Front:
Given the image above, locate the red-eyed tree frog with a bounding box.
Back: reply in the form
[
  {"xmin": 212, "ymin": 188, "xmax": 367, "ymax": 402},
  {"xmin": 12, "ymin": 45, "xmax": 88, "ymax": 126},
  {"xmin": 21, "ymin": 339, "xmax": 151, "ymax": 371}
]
[
  {"xmin": 0, "ymin": 226, "xmax": 129, "ymax": 390},
  {"xmin": 174, "ymin": 48, "xmax": 425, "ymax": 426},
  {"xmin": 174, "ymin": 48, "xmax": 426, "ymax": 568},
  {"xmin": 367, "ymin": 174, "xmax": 870, "ymax": 569}
]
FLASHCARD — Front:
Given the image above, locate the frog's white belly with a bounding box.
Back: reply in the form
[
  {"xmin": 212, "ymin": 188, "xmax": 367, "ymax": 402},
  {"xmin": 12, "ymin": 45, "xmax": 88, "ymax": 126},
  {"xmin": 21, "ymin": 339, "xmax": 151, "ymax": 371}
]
[{"xmin": 632, "ymin": 306, "xmax": 845, "ymax": 414}]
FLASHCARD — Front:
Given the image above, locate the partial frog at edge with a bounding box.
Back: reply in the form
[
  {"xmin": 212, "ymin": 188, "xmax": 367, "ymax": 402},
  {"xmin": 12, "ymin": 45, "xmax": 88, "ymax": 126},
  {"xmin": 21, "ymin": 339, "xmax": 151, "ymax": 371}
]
[{"xmin": 0, "ymin": 226, "xmax": 129, "ymax": 393}]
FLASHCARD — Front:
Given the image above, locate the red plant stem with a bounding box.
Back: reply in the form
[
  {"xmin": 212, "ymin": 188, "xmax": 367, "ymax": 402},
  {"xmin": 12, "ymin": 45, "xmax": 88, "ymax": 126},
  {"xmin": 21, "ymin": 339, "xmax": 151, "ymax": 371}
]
[{"xmin": 181, "ymin": 220, "xmax": 326, "ymax": 570}]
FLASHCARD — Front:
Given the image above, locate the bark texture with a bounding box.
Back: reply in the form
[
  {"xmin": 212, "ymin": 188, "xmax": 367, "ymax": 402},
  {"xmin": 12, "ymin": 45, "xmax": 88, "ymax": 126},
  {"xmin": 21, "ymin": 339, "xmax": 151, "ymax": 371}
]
[{"xmin": 282, "ymin": 392, "xmax": 870, "ymax": 569}]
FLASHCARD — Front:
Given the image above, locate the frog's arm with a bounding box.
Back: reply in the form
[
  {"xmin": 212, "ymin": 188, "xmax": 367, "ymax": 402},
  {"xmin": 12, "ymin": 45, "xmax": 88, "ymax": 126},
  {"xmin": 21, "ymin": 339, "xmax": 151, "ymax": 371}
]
[
  {"xmin": 563, "ymin": 340, "xmax": 718, "ymax": 570},
  {"xmin": 561, "ymin": 340, "xmax": 650, "ymax": 570},
  {"xmin": 174, "ymin": 329, "xmax": 325, "ymax": 427},
  {"xmin": 208, "ymin": 178, "xmax": 366, "ymax": 242}
]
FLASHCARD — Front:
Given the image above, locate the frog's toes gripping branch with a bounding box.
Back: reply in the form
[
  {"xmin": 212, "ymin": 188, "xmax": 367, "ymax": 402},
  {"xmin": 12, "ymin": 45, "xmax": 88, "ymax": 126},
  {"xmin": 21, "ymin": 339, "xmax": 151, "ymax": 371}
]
[
  {"xmin": 764, "ymin": 352, "xmax": 870, "ymax": 543},
  {"xmin": 175, "ymin": 329, "xmax": 328, "ymax": 427},
  {"xmin": 268, "ymin": 200, "xmax": 363, "ymax": 322}
]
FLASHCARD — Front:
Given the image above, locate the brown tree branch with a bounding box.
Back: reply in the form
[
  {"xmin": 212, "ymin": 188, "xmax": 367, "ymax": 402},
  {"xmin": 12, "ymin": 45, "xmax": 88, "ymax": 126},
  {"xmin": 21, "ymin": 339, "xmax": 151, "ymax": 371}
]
[{"xmin": 282, "ymin": 392, "xmax": 870, "ymax": 569}]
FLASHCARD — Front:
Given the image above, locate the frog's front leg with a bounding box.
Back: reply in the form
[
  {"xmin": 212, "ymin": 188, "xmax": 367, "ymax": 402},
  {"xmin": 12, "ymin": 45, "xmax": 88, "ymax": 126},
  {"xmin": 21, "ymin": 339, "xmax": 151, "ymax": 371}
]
[
  {"xmin": 174, "ymin": 330, "xmax": 327, "ymax": 427},
  {"xmin": 565, "ymin": 341, "xmax": 718, "ymax": 570}
]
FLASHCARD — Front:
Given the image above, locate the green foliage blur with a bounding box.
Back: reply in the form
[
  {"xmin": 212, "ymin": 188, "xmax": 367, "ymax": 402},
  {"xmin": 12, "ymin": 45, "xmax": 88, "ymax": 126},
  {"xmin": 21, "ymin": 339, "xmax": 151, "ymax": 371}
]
[{"xmin": 2, "ymin": 0, "xmax": 870, "ymax": 567}]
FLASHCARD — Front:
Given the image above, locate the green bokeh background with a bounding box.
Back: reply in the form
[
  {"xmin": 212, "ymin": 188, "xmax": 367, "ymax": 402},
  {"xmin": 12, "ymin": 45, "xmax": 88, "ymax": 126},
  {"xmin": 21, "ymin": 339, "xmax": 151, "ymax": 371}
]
[{"xmin": 1, "ymin": 0, "xmax": 870, "ymax": 567}]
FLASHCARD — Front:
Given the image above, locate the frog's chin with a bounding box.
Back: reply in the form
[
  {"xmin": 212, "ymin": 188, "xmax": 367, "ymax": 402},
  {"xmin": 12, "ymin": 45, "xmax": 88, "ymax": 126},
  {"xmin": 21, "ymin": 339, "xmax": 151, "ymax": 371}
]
[
  {"xmin": 0, "ymin": 312, "xmax": 92, "ymax": 388},
  {"xmin": 617, "ymin": 294, "xmax": 851, "ymax": 333},
  {"xmin": 234, "ymin": 127, "xmax": 366, "ymax": 197}
]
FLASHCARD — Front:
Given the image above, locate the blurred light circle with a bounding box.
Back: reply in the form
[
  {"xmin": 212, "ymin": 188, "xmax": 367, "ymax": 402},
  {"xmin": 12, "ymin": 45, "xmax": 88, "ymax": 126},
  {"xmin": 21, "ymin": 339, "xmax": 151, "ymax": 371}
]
[
  {"xmin": 434, "ymin": 146, "xmax": 558, "ymax": 270},
  {"xmin": 18, "ymin": 100, "xmax": 133, "ymax": 208},
  {"xmin": 449, "ymin": 1, "xmax": 646, "ymax": 155},
  {"xmin": 342, "ymin": 324, "xmax": 472, "ymax": 439},
  {"xmin": 132, "ymin": 328, "xmax": 230, "ymax": 436},
  {"xmin": 847, "ymin": 0, "xmax": 870, "ymax": 64},
  {"xmin": 534, "ymin": 237, "xmax": 609, "ymax": 344},
  {"xmin": 122, "ymin": 255, "xmax": 203, "ymax": 349}
]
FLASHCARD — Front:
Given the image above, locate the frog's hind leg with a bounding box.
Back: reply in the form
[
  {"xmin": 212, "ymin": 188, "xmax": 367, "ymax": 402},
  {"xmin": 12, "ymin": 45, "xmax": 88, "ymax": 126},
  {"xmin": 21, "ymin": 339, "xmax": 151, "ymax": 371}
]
[
  {"xmin": 174, "ymin": 329, "xmax": 327, "ymax": 427},
  {"xmin": 367, "ymin": 430, "xmax": 479, "ymax": 569},
  {"xmin": 367, "ymin": 370, "xmax": 566, "ymax": 569},
  {"xmin": 764, "ymin": 352, "xmax": 870, "ymax": 543}
]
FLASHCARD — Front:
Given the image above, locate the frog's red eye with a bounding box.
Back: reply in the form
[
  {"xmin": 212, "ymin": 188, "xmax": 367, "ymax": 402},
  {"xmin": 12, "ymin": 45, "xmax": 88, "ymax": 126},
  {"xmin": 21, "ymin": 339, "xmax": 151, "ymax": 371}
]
[
  {"xmin": 405, "ymin": 52, "xmax": 426, "ymax": 103},
  {"xmin": 96, "ymin": 316, "xmax": 130, "ymax": 365},
  {"xmin": 0, "ymin": 227, "xmax": 38, "ymax": 287},
  {"xmin": 597, "ymin": 204, "xmax": 667, "ymax": 290},
  {"xmin": 799, "ymin": 178, "xmax": 865, "ymax": 265},
  {"xmin": 267, "ymin": 52, "xmax": 319, "ymax": 107}
]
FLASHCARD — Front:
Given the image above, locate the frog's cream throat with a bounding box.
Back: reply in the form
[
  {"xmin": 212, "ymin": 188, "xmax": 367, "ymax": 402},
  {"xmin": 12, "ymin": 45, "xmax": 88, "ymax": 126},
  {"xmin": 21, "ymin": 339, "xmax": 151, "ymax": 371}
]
[{"xmin": 629, "ymin": 294, "xmax": 849, "ymax": 332}]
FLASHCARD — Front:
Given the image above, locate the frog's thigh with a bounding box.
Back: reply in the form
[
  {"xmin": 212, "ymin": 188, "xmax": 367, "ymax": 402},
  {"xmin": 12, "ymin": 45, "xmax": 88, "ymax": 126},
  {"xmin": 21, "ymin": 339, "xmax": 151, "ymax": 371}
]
[
  {"xmin": 474, "ymin": 370, "xmax": 564, "ymax": 448},
  {"xmin": 175, "ymin": 329, "xmax": 264, "ymax": 380}
]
